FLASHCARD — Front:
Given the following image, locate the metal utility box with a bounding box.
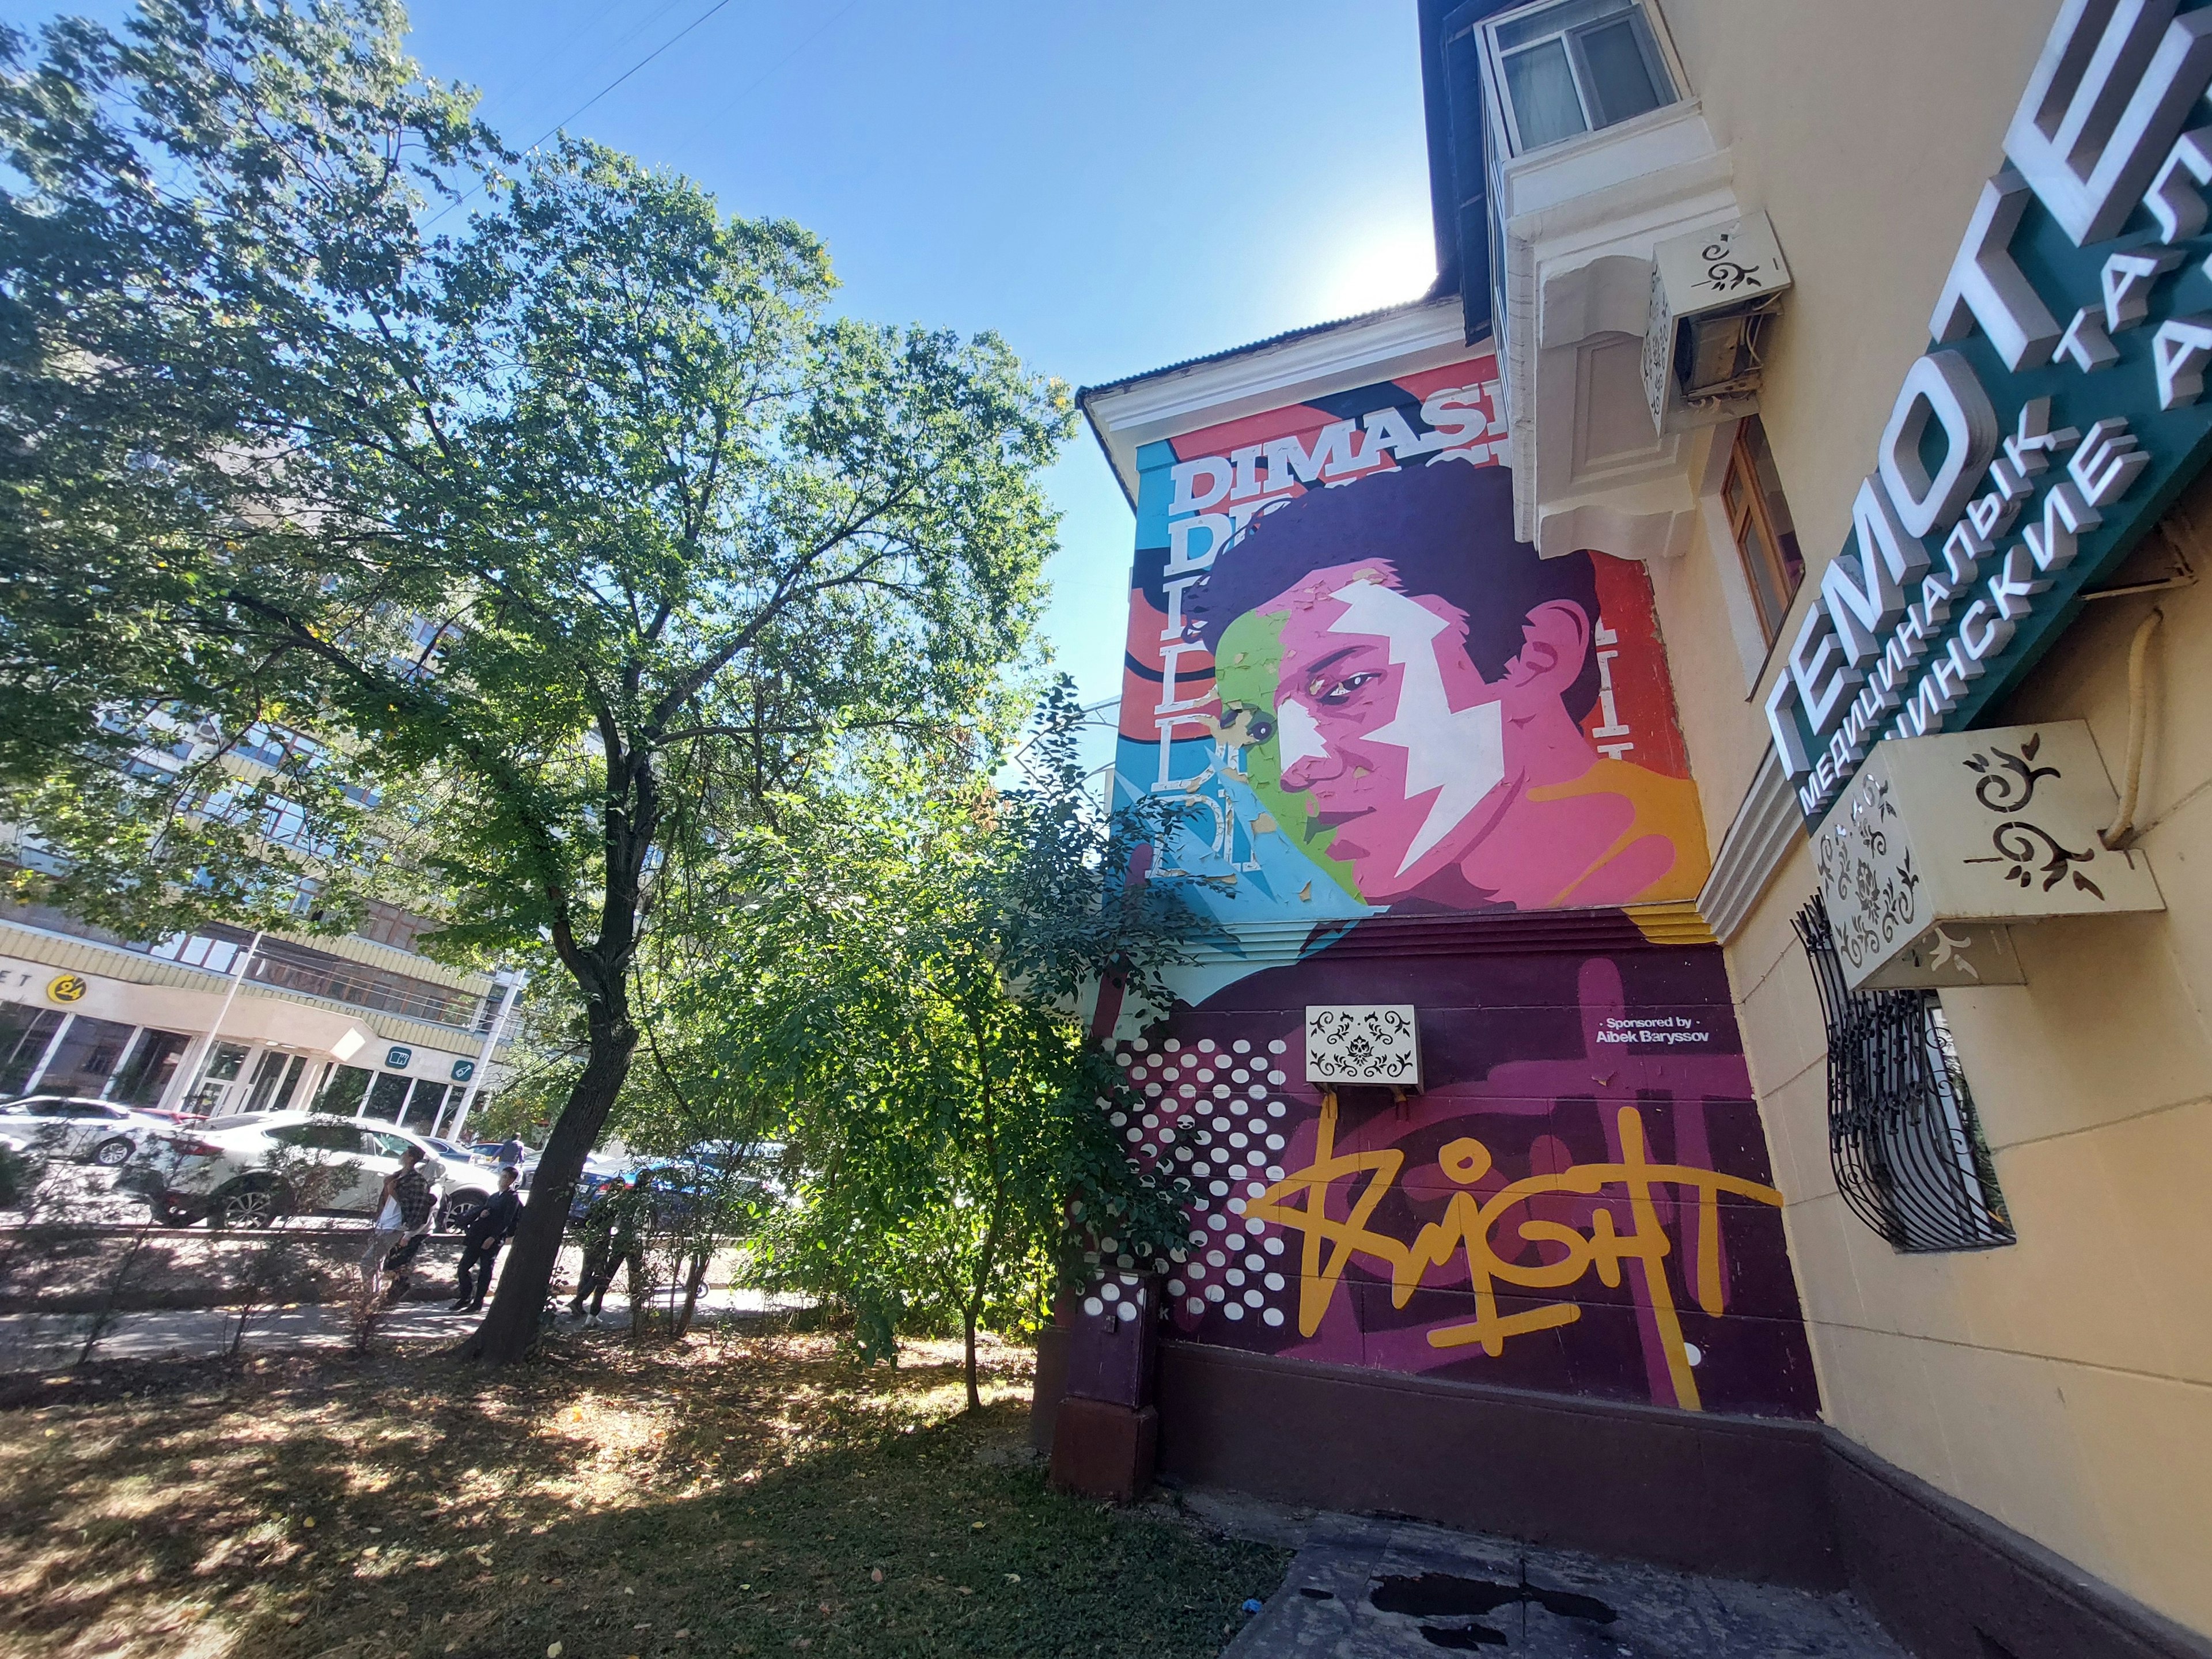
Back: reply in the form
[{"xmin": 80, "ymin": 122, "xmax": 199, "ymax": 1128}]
[
  {"xmin": 1060, "ymin": 1272, "xmax": 1160, "ymax": 1409},
  {"xmin": 1642, "ymin": 210, "xmax": 1792, "ymax": 434},
  {"xmin": 1813, "ymin": 721, "xmax": 2163, "ymax": 993}
]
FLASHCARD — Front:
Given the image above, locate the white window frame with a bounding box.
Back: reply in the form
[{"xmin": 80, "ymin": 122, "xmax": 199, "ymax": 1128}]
[{"xmin": 1478, "ymin": 0, "xmax": 1691, "ymax": 158}]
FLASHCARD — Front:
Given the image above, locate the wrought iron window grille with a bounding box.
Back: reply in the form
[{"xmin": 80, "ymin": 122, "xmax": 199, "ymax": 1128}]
[{"xmin": 1793, "ymin": 894, "xmax": 2016, "ymax": 1253}]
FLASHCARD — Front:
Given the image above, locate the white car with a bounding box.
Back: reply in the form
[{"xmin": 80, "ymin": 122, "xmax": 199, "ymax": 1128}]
[
  {"xmin": 122, "ymin": 1111, "xmax": 502, "ymax": 1230},
  {"xmin": 0, "ymin": 1095, "xmax": 173, "ymax": 1168}
]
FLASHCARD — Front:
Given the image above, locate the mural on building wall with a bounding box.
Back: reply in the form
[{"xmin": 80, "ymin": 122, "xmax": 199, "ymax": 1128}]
[
  {"xmin": 1117, "ymin": 354, "xmax": 1708, "ymax": 959},
  {"xmin": 1092, "ymin": 351, "xmax": 1819, "ymax": 1418},
  {"xmin": 1100, "ymin": 933, "xmax": 1817, "ymax": 1418}
]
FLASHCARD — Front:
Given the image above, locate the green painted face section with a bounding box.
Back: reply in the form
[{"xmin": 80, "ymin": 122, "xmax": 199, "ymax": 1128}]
[{"xmin": 1212, "ymin": 607, "xmax": 1362, "ymax": 903}]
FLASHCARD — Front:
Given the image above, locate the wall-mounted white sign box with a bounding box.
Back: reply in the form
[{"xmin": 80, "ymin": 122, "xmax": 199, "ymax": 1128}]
[
  {"xmin": 1304, "ymin": 1005, "xmax": 1421, "ymax": 1089},
  {"xmin": 1813, "ymin": 721, "xmax": 2162, "ymax": 993},
  {"xmin": 1641, "ymin": 211, "xmax": 1793, "ymax": 435}
]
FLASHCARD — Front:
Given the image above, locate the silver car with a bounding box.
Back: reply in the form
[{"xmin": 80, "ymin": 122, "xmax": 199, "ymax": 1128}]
[{"xmin": 0, "ymin": 1095, "xmax": 171, "ymax": 1167}]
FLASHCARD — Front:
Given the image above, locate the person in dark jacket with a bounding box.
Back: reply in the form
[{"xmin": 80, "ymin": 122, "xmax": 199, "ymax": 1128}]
[
  {"xmin": 566, "ymin": 1175, "xmax": 625, "ymax": 1324},
  {"xmin": 451, "ymin": 1166, "xmax": 522, "ymax": 1312},
  {"xmin": 566, "ymin": 1174, "xmax": 649, "ymax": 1327}
]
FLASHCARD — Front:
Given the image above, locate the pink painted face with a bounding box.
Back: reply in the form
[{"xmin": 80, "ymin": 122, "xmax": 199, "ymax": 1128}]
[{"xmin": 1267, "ymin": 561, "xmax": 1509, "ymax": 900}]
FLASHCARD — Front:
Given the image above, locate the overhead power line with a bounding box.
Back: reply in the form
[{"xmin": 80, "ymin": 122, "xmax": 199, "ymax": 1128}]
[
  {"xmin": 516, "ymin": 0, "xmax": 742, "ymax": 156},
  {"xmin": 425, "ymin": 0, "xmax": 743, "ymax": 229}
]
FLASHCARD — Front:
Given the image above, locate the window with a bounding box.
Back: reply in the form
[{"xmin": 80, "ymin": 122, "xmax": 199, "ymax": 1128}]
[
  {"xmin": 363, "ymin": 1071, "xmax": 412, "ymax": 1121},
  {"xmin": 48, "ymin": 1101, "xmax": 123, "ymax": 1119},
  {"xmin": 0, "ymin": 1005, "xmax": 63, "ymax": 1096},
  {"xmin": 316, "ymin": 1064, "xmax": 372, "ymax": 1114},
  {"xmin": 1722, "ymin": 416, "xmax": 1805, "ymax": 643},
  {"xmin": 270, "ymin": 1120, "xmax": 371, "ymax": 1154},
  {"xmin": 149, "ymin": 930, "xmax": 244, "ymax": 974},
  {"xmin": 355, "ymin": 901, "xmax": 429, "ymax": 953},
  {"xmin": 244, "ymin": 1050, "xmax": 308, "ymax": 1113},
  {"xmin": 112, "ymin": 1029, "xmax": 190, "ymax": 1107},
  {"xmin": 37, "ymin": 1016, "xmax": 137, "ymax": 1099},
  {"xmin": 400, "ymin": 1082, "xmax": 448, "ymax": 1132},
  {"xmin": 1485, "ymin": 0, "xmax": 1678, "ymax": 155},
  {"xmin": 1794, "ymin": 896, "xmax": 2014, "ymax": 1252}
]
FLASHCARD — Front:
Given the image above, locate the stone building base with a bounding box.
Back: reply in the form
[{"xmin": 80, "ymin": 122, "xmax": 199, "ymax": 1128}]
[{"xmin": 1031, "ymin": 1332, "xmax": 2212, "ymax": 1659}]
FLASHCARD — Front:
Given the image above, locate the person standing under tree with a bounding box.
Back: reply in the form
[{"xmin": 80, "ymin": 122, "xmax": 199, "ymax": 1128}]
[
  {"xmin": 566, "ymin": 1175, "xmax": 624, "ymax": 1326},
  {"xmin": 362, "ymin": 1146, "xmax": 436, "ymax": 1305},
  {"xmin": 566, "ymin": 1173, "xmax": 648, "ymax": 1328},
  {"xmin": 452, "ymin": 1166, "xmax": 522, "ymax": 1312}
]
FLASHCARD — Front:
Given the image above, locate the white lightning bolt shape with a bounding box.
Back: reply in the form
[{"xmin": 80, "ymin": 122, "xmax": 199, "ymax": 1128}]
[{"xmin": 1327, "ymin": 579, "xmax": 1504, "ymax": 877}]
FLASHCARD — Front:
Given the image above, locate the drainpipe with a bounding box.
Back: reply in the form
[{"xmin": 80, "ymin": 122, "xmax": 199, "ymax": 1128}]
[
  {"xmin": 171, "ymin": 931, "xmax": 263, "ymax": 1113},
  {"xmin": 440, "ymin": 969, "xmax": 524, "ymax": 1144}
]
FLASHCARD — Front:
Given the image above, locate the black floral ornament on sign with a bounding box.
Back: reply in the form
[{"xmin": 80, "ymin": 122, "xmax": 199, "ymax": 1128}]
[{"xmin": 1306, "ymin": 1006, "xmax": 1419, "ymax": 1085}]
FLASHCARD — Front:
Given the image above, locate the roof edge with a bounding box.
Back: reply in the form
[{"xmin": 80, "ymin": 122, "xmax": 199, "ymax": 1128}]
[{"xmin": 1075, "ymin": 294, "xmax": 1449, "ymax": 409}]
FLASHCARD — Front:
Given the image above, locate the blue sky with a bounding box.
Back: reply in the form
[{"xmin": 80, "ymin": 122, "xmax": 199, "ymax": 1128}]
[{"xmin": 35, "ymin": 1, "xmax": 1440, "ymax": 716}]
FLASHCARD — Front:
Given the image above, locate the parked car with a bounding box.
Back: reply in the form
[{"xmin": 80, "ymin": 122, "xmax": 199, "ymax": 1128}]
[
  {"xmin": 0, "ymin": 1095, "xmax": 173, "ymax": 1166},
  {"xmin": 120, "ymin": 1111, "xmax": 503, "ymax": 1230},
  {"xmin": 467, "ymin": 1139, "xmax": 537, "ymax": 1172},
  {"xmin": 518, "ymin": 1151, "xmax": 622, "ymax": 1220}
]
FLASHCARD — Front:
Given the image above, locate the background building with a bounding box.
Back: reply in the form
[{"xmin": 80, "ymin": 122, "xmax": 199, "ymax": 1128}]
[
  {"xmin": 1041, "ymin": 3, "xmax": 2212, "ymax": 1656},
  {"xmin": 0, "ymin": 891, "xmax": 519, "ymax": 1138}
]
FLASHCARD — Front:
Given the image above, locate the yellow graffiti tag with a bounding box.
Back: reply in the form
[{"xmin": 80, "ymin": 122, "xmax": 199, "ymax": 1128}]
[
  {"xmin": 1245, "ymin": 1089, "xmax": 1410, "ymax": 1312},
  {"xmin": 1244, "ymin": 1103, "xmax": 1784, "ymax": 1411}
]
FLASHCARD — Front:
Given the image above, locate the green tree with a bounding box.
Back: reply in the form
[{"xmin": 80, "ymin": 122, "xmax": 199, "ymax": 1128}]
[
  {"xmin": 1, "ymin": 0, "xmax": 494, "ymax": 937},
  {"xmin": 703, "ymin": 687, "xmax": 1213, "ymax": 1407},
  {"xmin": 1, "ymin": 4, "xmax": 1069, "ymax": 1362}
]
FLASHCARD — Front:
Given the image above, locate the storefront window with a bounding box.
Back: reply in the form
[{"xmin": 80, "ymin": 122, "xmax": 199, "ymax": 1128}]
[
  {"xmin": 0, "ymin": 1005, "xmax": 64, "ymax": 1096},
  {"xmin": 1722, "ymin": 415, "xmax": 1804, "ymax": 645},
  {"xmin": 316, "ymin": 1064, "xmax": 371, "ymax": 1115},
  {"xmin": 401, "ymin": 1081, "xmax": 448, "ymax": 1132},
  {"xmin": 363, "ymin": 1071, "xmax": 412, "ymax": 1121},
  {"xmin": 38, "ymin": 1016, "xmax": 139, "ymax": 1099},
  {"xmin": 1486, "ymin": 0, "xmax": 1678, "ymax": 154},
  {"xmin": 110, "ymin": 1029, "xmax": 190, "ymax": 1107},
  {"xmin": 244, "ymin": 1050, "xmax": 309, "ymax": 1113}
]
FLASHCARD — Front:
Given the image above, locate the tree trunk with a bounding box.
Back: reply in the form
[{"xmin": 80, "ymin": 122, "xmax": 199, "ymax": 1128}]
[
  {"xmin": 676, "ymin": 1248, "xmax": 710, "ymax": 1336},
  {"xmin": 460, "ymin": 1013, "xmax": 636, "ymax": 1363},
  {"xmin": 961, "ymin": 1007, "xmax": 1004, "ymax": 1413}
]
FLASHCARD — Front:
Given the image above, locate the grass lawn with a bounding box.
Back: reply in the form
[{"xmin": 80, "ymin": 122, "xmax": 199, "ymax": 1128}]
[{"xmin": 0, "ymin": 1329, "xmax": 1290, "ymax": 1659}]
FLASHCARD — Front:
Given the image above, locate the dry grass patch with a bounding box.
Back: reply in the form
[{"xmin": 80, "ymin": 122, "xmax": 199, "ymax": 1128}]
[{"xmin": 0, "ymin": 1330, "xmax": 1286, "ymax": 1658}]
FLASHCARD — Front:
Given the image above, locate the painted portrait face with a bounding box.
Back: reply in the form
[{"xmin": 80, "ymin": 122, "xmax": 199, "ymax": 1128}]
[{"xmin": 1254, "ymin": 559, "xmax": 1511, "ymax": 901}]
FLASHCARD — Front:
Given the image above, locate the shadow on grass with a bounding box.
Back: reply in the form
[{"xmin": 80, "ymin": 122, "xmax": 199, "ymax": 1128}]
[{"xmin": 0, "ymin": 1332, "xmax": 1287, "ymax": 1659}]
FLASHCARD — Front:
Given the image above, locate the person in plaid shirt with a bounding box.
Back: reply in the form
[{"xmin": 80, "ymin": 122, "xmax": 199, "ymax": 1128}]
[{"xmin": 362, "ymin": 1146, "xmax": 437, "ymax": 1305}]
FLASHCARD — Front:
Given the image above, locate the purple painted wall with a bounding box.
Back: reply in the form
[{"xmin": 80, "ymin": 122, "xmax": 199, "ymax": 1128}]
[{"xmin": 1107, "ymin": 916, "xmax": 1819, "ymax": 1420}]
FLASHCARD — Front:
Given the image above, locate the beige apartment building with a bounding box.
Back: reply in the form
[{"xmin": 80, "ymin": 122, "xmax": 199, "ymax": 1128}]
[
  {"xmin": 1643, "ymin": 0, "xmax": 2210, "ymax": 1642},
  {"xmin": 1039, "ymin": 3, "xmax": 2212, "ymax": 1657}
]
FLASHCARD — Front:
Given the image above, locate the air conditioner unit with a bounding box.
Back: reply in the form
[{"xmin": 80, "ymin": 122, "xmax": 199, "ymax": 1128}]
[
  {"xmin": 1642, "ymin": 211, "xmax": 1791, "ymax": 434},
  {"xmin": 1812, "ymin": 722, "xmax": 2163, "ymax": 993}
]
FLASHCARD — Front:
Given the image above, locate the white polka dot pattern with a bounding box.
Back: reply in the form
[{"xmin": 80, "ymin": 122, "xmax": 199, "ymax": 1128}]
[{"xmin": 1100, "ymin": 1024, "xmax": 1315, "ymax": 1340}]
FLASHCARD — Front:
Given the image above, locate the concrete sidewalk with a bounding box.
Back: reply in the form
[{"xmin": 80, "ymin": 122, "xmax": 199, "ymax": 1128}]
[
  {"xmin": 0, "ymin": 1285, "xmax": 799, "ymax": 1371},
  {"xmin": 1196, "ymin": 1494, "xmax": 1906, "ymax": 1658}
]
